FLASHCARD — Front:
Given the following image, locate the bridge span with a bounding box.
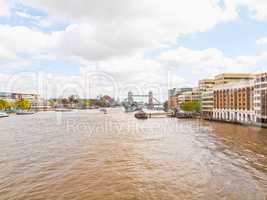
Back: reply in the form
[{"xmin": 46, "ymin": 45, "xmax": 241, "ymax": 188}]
[{"xmin": 122, "ymin": 91, "xmax": 163, "ymax": 112}]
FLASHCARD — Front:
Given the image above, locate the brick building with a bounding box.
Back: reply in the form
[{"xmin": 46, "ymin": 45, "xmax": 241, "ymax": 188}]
[{"xmin": 213, "ymin": 80, "xmax": 255, "ymax": 123}]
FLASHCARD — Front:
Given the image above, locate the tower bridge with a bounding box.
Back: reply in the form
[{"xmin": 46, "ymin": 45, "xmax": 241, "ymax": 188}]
[{"xmin": 122, "ymin": 91, "xmax": 163, "ymax": 112}]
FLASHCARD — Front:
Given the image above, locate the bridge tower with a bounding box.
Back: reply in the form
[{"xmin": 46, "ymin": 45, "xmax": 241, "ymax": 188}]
[
  {"xmin": 128, "ymin": 91, "xmax": 134, "ymax": 104},
  {"xmin": 148, "ymin": 91, "xmax": 154, "ymax": 109}
]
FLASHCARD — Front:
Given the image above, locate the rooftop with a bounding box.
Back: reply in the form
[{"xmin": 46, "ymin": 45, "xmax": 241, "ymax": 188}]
[{"xmin": 213, "ymin": 80, "xmax": 254, "ymax": 90}]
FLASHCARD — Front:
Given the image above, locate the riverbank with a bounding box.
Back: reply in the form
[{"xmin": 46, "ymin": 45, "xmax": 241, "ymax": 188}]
[
  {"xmin": 170, "ymin": 111, "xmax": 267, "ymax": 129},
  {"xmin": 0, "ymin": 107, "xmax": 106, "ymax": 118},
  {"xmin": 203, "ymin": 117, "xmax": 267, "ymax": 129}
]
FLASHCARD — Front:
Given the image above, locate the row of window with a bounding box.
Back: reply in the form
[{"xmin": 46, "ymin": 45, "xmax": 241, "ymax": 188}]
[
  {"xmin": 255, "ymin": 83, "xmax": 267, "ymax": 88},
  {"xmin": 255, "ymin": 76, "xmax": 267, "ymax": 83}
]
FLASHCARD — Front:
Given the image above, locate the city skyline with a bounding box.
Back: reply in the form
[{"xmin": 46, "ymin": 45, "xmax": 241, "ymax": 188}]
[{"xmin": 0, "ymin": 0, "xmax": 267, "ymax": 99}]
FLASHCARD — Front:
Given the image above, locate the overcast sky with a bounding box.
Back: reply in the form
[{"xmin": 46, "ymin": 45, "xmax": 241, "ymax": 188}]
[{"xmin": 0, "ymin": 0, "xmax": 267, "ymax": 100}]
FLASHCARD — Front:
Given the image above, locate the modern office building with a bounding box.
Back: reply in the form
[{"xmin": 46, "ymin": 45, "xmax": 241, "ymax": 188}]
[
  {"xmin": 168, "ymin": 88, "xmax": 192, "ymax": 110},
  {"xmin": 167, "ymin": 72, "xmax": 267, "ymax": 126},
  {"xmin": 198, "ymin": 79, "xmax": 215, "ymax": 117},
  {"xmin": 213, "ymin": 80, "xmax": 255, "ymax": 124},
  {"xmin": 178, "ymin": 87, "xmax": 200, "ymax": 106},
  {"xmin": 198, "ymin": 79, "xmax": 215, "ymax": 92},
  {"xmin": 168, "ymin": 88, "xmax": 178, "ymax": 109},
  {"xmin": 168, "ymin": 96, "xmax": 179, "ymax": 110},
  {"xmin": 214, "ymin": 73, "xmax": 255, "ymax": 85},
  {"xmin": 201, "ymin": 90, "xmax": 214, "ymax": 118}
]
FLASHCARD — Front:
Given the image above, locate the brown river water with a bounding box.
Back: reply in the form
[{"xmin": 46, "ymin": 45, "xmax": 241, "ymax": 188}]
[{"xmin": 0, "ymin": 108, "xmax": 266, "ymax": 200}]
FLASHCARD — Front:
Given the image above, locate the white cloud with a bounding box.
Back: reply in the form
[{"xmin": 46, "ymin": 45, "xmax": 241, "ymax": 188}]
[
  {"xmin": 15, "ymin": 11, "xmax": 36, "ymax": 19},
  {"xmin": 0, "ymin": 46, "xmax": 266, "ymax": 99},
  {"xmin": 0, "ymin": 0, "xmax": 250, "ymax": 65},
  {"xmin": 257, "ymin": 37, "xmax": 267, "ymax": 46},
  {"xmin": 0, "ymin": 25, "xmax": 54, "ymax": 55},
  {"xmin": 0, "ymin": 46, "xmax": 16, "ymax": 60},
  {"xmin": 16, "ymin": 0, "xmax": 238, "ymax": 61},
  {"xmin": 159, "ymin": 46, "xmax": 266, "ymax": 79},
  {"xmin": 21, "ymin": 0, "xmax": 238, "ymax": 23},
  {"xmin": 159, "ymin": 47, "xmax": 261, "ymax": 67},
  {"xmin": 8, "ymin": 0, "xmax": 266, "ymax": 64},
  {"xmin": 0, "ymin": 0, "xmax": 9, "ymax": 16},
  {"xmin": 239, "ymin": 0, "xmax": 267, "ymax": 21}
]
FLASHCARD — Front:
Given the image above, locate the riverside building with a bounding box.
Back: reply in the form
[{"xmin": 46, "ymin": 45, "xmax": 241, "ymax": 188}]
[
  {"xmin": 214, "ymin": 73, "xmax": 255, "ymax": 85},
  {"xmin": 0, "ymin": 92, "xmax": 39, "ymax": 102},
  {"xmin": 167, "ymin": 72, "xmax": 267, "ymax": 127},
  {"xmin": 213, "ymin": 80, "xmax": 255, "ymax": 124},
  {"xmin": 211, "ymin": 73, "xmax": 255, "ymax": 121},
  {"xmin": 201, "ymin": 90, "xmax": 214, "ymax": 118},
  {"xmin": 199, "ymin": 79, "xmax": 215, "ymax": 93},
  {"xmin": 168, "ymin": 88, "xmax": 178, "ymax": 109},
  {"xmin": 178, "ymin": 87, "xmax": 200, "ymax": 106},
  {"xmin": 199, "ymin": 79, "xmax": 215, "ymax": 118},
  {"xmin": 0, "ymin": 92, "xmax": 41, "ymax": 108},
  {"xmin": 168, "ymin": 88, "xmax": 192, "ymax": 110},
  {"xmin": 254, "ymin": 73, "xmax": 267, "ymax": 124}
]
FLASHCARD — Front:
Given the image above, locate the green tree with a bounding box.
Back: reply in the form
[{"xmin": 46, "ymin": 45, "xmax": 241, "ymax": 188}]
[
  {"xmin": 79, "ymin": 99, "xmax": 91, "ymax": 109},
  {"xmin": 95, "ymin": 100, "xmax": 107, "ymax": 107},
  {"xmin": 48, "ymin": 99, "xmax": 56, "ymax": 107},
  {"xmin": 180, "ymin": 100, "xmax": 200, "ymax": 113},
  {"xmin": 15, "ymin": 99, "xmax": 30, "ymax": 110},
  {"xmin": 0, "ymin": 99, "xmax": 9, "ymax": 110}
]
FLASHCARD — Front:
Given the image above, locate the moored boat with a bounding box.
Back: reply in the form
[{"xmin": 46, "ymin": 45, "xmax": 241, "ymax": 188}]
[
  {"xmin": 16, "ymin": 111, "xmax": 35, "ymax": 115},
  {"xmin": 176, "ymin": 112, "xmax": 194, "ymax": 119},
  {"xmin": 5, "ymin": 109, "xmax": 18, "ymax": 114},
  {"xmin": 0, "ymin": 112, "xmax": 9, "ymax": 118},
  {"xmin": 55, "ymin": 108, "xmax": 72, "ymax": 112},
  {"xmin": 100, "ymin": 108, "xmax": 107, "ymax": 114},
  {"xmin": 134, "ymin": 110, "xmax": 148, "ymax": 119}
]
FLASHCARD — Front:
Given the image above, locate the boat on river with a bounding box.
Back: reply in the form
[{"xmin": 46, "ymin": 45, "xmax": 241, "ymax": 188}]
[
  {"xmin": 16, "ymin": 111, "xmax": 35, "ymax": 115},
  {"xmin": 134, "ymin": 110, "xmax": 148, "ymax": 119},
  {"xmin": 0, "ymin": 112, "xmax": 8, "ymax": 118},
  {"xmin": 55, "ymin": 108, "xmax": 72, "ymax": 112},
  {"xmin": 5, "ymin": 109, "xmax": 18, "ymax": 114},
  {"xmin": 100, "ymin": 108, "xmax": 107, "ymax": 114}
]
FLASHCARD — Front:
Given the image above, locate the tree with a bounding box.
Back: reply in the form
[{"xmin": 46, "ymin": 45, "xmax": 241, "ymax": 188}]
[
  {"xmin": 180, "ymin": 100, "xmax": 200, "ymax": 113},
  {"xmin": 0, "ymin": 99, "xmax": 9, "ymax": 110},
  {"xmin": 97, "ymin": 100, "xmax": 108, "ymax": 107},
  {"xmin": 48, "ymin": 99, "xmax": 56, "ymax": 107},
  {"xmin": 79, "ymin": 99, "xmax": 91, "ymax": 109},
  {"xmin": 15, "ymin": 99, "xmax": 30, "ymax": 110},
  {"xmin": 61, "ymin": 98, "xmax": 69, "ymax": 107},
  {"xmin": 68, "ymin": 95, "xmax": 79, "ymax": 104}
]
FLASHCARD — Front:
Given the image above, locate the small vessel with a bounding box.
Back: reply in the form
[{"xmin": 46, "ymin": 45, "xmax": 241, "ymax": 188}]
[
  {"xmin": 0, "ymin": 112, "xmax": 8, "ymax": 118},
  {"xmin": 5, "ymin": 109, "xmax": 18, "ymax": 114},
  {"xmin": 176, "ymin": 112, "xmax": 193, "ymax": 119},
  {"xmin": 55, "ymin": 108, "xmax": 72, "ymax": 112},
  {"xmin": 16, "ymin": 110, "xmax": 35, "ymax": 115},
  {"xmin": 134, "ymin": 110, "xmax": 148, "ymax": 119},
  {"xmin": 100, "ymin": 108, "xmax": 107, "ymax": 114},
  {"xmin": 89, "ymin": 105, "xmax": 99, "ymax": 109}
]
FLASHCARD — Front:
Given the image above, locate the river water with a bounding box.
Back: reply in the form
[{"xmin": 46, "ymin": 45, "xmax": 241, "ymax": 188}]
[{"xmin": 0, "ymin": 108, "xmax": 266, "ymax": 200}]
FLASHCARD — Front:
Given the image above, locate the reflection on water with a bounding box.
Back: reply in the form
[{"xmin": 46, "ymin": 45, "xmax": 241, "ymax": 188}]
[{"xmin": 0, "ymin": 108, "xmax": 266, "ymax": 200}]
